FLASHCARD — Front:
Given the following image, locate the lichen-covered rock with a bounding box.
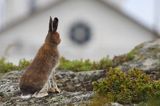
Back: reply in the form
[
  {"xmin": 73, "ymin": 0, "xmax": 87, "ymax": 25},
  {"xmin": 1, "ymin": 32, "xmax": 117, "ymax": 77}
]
[
  {"xmin": 3, "ymin": 91, "xmax": 93, "ymax": 106},
  {"xmin": 0, "ymin": 70, "xmax": 106, "ymax": 105},
  {"xmin": 56, "ymin": 70, "xmax": 106, "ymax": 92},
  {"xmin": 118, "ymin": 39, "xmax": 160, "ymax": 78}
]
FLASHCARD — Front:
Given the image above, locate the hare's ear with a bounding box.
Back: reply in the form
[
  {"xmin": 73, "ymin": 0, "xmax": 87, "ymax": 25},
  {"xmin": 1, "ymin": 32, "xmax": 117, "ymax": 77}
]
[
  {"xmin": 52, "ymin": 17, "xmax": 58, "ymax": 32},
  {"xmin": 49, "ymin": 16, "xmax": 53, "ymax": 32}
]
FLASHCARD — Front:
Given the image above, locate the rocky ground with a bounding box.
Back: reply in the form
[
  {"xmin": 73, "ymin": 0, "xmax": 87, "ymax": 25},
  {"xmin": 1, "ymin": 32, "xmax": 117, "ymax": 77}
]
[
  {"xmin": 0, "ymin": 70, "xmax": 106, "ymax": 106},
  {"xmin": 0, "ymin": 39, "xmax": 159, "ymax": 106}
]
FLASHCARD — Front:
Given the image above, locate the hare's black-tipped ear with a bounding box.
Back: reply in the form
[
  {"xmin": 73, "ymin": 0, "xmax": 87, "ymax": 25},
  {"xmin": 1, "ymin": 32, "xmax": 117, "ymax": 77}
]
[
  {"xmin": 49, "ymin": 16, "xmax": 53, "ymax": 32},
  {"xmin": 52, "ymin": 17, "xmax": 58, "ymax": 32}
]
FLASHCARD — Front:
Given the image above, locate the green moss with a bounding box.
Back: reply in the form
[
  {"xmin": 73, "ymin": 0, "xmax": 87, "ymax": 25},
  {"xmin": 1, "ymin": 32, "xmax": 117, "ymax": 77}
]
[{"xmin": 93, "ymin": 68, "xmax": 160, "ymax": 104}]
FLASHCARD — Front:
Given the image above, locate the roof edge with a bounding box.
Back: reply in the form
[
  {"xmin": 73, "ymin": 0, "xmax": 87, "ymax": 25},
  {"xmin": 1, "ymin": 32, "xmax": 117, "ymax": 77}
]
[
  {"xmin": 0, "ymin": 0, "xmax": 65, "ymax": 34},
  {"xmin": 99, "ymin": 0, "xmax": 160, "ymax": 37},
  {"xmin": 0, "ymin": 0, "xmax": 159, "ymax": 37}
]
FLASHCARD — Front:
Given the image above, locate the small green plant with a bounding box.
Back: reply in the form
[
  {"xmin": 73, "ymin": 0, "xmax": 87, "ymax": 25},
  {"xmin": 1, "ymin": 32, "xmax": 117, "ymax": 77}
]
[
  {"xmin": 0, "ymin": 58, "xmax": 17, "ymax": 73},
  {"xmin": 127, "ymin": 51, "xmax": 135, "ymax": 60},
  {"xmin": 17, "ymin": 59, "xmax": 31, "ymax": 70},
  {"xmin": 57, "ymin": 57, "xmax": 93, "ymax": 72},
  {"xmin": 57, "ymin": 56, "xmax": 112, "ymax": 71},
  {"xmin": 113, "ymin": 52, "xmax": 135, "ymax": 66},
  {"xmin": 93, "ymin": 68, "xmax": 160, "ymax": 104},
  {"xmin": 0, "ymin": 56, "xmax": 112, "ymax": 73},
  {"xmin": 0, "ymin": 58, "xmax": 31, "ymax": 73},
  {"xmin": 96, "ymin": 57, "xmax": 113, "ymax": 69}
]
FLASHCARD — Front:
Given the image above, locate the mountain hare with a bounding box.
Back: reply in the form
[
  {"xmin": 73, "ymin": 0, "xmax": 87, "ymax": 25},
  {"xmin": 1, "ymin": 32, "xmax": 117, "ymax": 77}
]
[{"xmin": 20, "ymin": 17, "xmax": 61, "ymax": 99}]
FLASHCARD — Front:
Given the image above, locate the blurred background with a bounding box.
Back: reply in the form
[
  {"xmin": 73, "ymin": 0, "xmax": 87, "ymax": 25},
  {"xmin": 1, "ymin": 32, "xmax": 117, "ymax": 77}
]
[{"xmin": 0, "ymin": 0, "xmax": 159, "ymax": 64}]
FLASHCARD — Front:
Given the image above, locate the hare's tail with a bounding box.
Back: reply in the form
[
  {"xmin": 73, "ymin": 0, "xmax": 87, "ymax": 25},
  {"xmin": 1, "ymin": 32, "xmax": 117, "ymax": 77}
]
[
  {"xmin": 21, "ymin": 94, "xmax": 32, "ymax": 99},
  {"xmin": 20, "ymin": 85, "xmax": 40, "ymax": 99}
]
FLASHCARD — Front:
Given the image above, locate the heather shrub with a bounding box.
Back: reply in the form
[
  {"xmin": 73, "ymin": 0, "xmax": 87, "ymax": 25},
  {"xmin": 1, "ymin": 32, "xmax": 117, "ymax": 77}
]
[{"xmin": 93, "ymin": 68, "xmax": 160, "ymax": 104}]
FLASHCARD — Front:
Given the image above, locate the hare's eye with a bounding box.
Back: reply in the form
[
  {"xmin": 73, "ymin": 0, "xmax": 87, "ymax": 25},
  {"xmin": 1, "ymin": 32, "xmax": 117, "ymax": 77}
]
[{"xmin": 56, "ymin": 34, "xmax": 60, "ymax": 38}]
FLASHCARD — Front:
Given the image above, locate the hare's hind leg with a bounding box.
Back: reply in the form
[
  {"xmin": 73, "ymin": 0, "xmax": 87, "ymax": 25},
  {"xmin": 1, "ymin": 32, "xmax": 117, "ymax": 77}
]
[
  {"xmin": 48, "ymin": 76, "xmax": 61, "ymax": 93},
  {"xmin": 48, "ymin": 70, "xmax": 61, "ymax": 93},
  {"xmin": 32, "ymin": 82, "xmax": 49, "ymax": 98}
]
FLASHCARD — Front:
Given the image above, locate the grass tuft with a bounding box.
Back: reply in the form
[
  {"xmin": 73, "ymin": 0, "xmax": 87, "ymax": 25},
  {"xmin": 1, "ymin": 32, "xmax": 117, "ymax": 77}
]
[
  {"xmin": 0, "ymin": 58, "xmax": 30, "ymax": 73},
  {"xmin": 57, "ymin": 56, "xmax": 112, "ymax": 71}
]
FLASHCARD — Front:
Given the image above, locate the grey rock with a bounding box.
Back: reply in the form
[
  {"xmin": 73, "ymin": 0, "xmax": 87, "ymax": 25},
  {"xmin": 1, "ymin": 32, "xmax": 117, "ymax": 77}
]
[
  {"xmin": 2, "ymin": 91, "xmax": 94, "ymax": 106},
  {"xmin": 118, "ymin": 39, "xmax": 160, "ymax": 78},
  {"xmin": 0, "ymin": 70, "xmax": 106, "ymax": 105}
]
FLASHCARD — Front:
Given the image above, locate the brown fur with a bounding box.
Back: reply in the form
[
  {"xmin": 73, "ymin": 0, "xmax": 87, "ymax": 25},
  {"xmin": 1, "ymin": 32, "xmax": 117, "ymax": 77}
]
[{"xmin": 19, "ymin": 17, "xmax": 61, "ymax": 95}]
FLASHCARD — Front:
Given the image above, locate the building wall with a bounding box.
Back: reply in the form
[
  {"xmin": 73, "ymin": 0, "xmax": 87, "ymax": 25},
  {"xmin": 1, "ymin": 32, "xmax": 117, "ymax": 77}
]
[
  {"xmin": 0, "ymin": 0, "xmax": 157, "ymax": 64},
  {"xmin": 1, "ymin": 0, "xmax": 58, "ymax": 28}
]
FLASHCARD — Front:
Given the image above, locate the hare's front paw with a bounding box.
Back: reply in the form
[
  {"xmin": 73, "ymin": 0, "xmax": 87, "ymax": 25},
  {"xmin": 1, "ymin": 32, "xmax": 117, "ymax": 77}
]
[
  {"xmin": 48, "ymin": 87, "xmax": 61, "ymax": 93},
  {"xmin": 32, "ymin": 92, "xmax": 48, "ymax": 98},
  {"xmin": 55, "ymin": 87, "xmax": 61, "ymax": 93}
]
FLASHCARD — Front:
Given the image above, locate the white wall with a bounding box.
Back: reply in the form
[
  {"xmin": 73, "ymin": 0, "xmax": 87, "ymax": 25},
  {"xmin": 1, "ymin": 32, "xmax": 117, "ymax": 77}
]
[
  {"xmin": 5, "ymin": 0, "xmax": 30, "ymax": 24},
  {"xmin": 0, "ymin": 0, "xmax": 157, "ymax": 64},
  {"xmin": 3, "ymin": 0, "xmax": 58, "ymax": 27},
  {"xmin": 0, "ymin": 0, "xmax": 6, "ymax": 29}
]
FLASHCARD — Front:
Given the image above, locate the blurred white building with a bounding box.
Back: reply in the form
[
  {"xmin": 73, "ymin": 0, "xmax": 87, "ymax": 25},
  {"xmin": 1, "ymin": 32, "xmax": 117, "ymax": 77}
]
[{"xmin": 0, "ymin": 0, "xmax": 159, "ymax": 64}]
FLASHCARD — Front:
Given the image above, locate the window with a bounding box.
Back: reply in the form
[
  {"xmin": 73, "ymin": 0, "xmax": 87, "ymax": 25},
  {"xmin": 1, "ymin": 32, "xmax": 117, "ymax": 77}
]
[{"xmin": 69, "ymin": 22, "xmax": 91, "ymax": 45}]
